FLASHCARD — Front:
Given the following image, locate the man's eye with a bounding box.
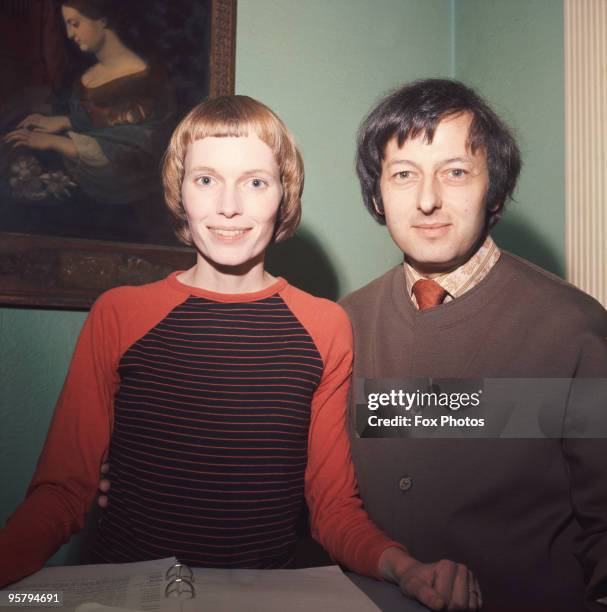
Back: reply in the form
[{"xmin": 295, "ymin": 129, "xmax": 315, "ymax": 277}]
[
  {"xmin": 448, "ymin": 169, "xmax": 468, "ymax": 178},
  {"xmin": 394, "ymin": 171, "xmax": 412, "ymax": 180}
]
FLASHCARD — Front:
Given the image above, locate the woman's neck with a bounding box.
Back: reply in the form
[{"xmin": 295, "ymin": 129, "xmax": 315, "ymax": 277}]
[
  {"xmin": 95, "ymin": 30, "xmax": 142, "ymax": 69},
  {"xmin": 179, "ymin": 255, "xmax": 277, "ymax": 295}
]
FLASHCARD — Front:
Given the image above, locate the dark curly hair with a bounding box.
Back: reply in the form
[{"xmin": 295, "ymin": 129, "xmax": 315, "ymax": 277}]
[{"xmin": 356, "ymin": 78, "xmax": 521, "ymax": 229}]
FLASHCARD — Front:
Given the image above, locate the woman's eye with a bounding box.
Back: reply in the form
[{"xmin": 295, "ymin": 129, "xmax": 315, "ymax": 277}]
[
  {"xmin": 249, "ymin": 178, "xmax": 266, "ymax": 188},
  {"xmin": 196, "ymin": 176, "xmax": 213, "ymax": 186},
  {"xmin": 394, "ymin": 171, "xmax": 412, "ymax": 180}
]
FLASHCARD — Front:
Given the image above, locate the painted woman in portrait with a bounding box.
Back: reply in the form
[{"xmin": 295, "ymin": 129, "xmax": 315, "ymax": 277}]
[{"xmin": 5, "ymin": 0, "xmax": 174, "ymax": 206}]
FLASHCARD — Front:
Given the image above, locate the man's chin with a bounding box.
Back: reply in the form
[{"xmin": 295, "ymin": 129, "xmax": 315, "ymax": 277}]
[{"xmin": 405, "ymin": 252, "xmax": 461, "ymax": 276}]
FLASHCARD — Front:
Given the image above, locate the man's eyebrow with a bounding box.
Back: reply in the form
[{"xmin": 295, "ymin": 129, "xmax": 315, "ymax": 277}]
[
  {"xmin": 440, "ymin": 156, "xmax": 476, "ymax": 164},
  {"xmin": 385, "ymin": 159, "xmax": 418, "ymax": 168},
  {"xmin": 385, "ymin": 156, "xmax": 476, "ymax": 169}
]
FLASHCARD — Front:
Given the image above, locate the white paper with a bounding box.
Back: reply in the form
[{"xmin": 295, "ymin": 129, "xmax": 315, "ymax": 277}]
[
  {"xmin": 186, "ymin": 565, "xmax": 380, "ymax": 612},
  {"xmin": 4, "ymin": 558, "xmax": 178, "ymax": 612},
  {"xmin": 76, "ymin": 604, "xmax": 142, "ymax": 612},
  {"xmin": 4, "ymin": 560, "xmax": 379, "ymax": 612}
]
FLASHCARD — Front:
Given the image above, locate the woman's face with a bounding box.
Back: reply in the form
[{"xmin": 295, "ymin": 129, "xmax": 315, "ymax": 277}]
[
  {"xmin": 61, "ymin": 6, "xmax": 107, "ymax": 54},
  {"xmin": 181, "ymin": 135, "xmax": 283, "ymax": 271}
]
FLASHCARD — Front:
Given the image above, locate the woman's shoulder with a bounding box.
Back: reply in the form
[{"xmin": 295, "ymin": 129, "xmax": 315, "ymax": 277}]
[
  {"xmin": 77, "ymin": 61, "xmax": 163, "ymax": 122},
  {"xmin": 81, "ymin": 58, "xmax": 149, "ymax": 91},
  {"xmin": 281, "ymin": 282, "xmax": 342, "ymax": 309},
  {"xmin": 279, "ymin": 282, "xmax": 351, "ymax": 335},
  {"xmin": 92, "ymin": 275, "xmax": 177, "ymax": 316}
]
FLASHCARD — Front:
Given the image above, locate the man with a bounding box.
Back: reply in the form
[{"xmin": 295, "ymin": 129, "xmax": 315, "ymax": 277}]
[{"xmin": 341, "ymin": 78, "xmax": 607, "ymax": 611}]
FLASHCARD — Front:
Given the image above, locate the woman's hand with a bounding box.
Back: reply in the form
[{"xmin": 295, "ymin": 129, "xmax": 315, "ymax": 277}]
[
  {"xmin": 379, "ymin": 547, "xmax": 483, "ymax": 610},
  {"xmin": 5, "ymin": 129, "xmax": 57, "ymax": 151},
  {"xmin": 17, "ymin": 114, "xmax": 71, "ymax": 134},
  {"xmin": 4, "ymin": 130, "xmax": 78, "ymax": 159}
]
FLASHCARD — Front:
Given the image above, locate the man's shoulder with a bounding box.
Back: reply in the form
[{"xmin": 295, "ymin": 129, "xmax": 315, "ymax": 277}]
[
  {"xmin": 501, "ymin": 251, "xmax": 607, "ymax": 329},
  {"xmin": 339, "ymin": 265, "xmax": 401, "ymax": 316}
]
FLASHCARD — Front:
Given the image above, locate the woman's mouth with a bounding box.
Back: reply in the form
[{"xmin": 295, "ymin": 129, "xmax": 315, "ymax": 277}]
[{"xmin": 208, "ymin": 227, "xmax": 251, "ymax": 240}]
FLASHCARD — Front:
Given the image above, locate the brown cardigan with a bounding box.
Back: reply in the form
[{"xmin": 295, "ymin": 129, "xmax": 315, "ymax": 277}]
[{"xmin": 341, "ymin": 251, "xmax": 607, "ymax": 612}]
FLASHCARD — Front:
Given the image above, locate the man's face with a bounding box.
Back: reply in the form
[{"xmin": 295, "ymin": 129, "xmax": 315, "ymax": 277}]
[{"xmin": 379, "ymin": 112, "xmax": 489, "ymax": 277}]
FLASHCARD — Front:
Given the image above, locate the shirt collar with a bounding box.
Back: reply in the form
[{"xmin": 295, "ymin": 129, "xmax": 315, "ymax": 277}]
[{"xmin": 404, "ymin": 235, "xmax": 501, "ymax": 308}]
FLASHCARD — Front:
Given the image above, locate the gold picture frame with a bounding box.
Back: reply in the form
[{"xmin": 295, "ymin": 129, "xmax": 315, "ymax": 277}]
[{"xmin": 0, "ymin": 0, "xmax": 236, "ymax": 308}]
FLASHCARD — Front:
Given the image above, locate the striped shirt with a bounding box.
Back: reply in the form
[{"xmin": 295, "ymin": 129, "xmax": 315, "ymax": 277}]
[
  {"xmin": 0, "ymin": 273, "xmax": 400, "ymax": 585},
  {"xmin": 95, "ymin": 292, "xmax": 323, "ymax": 567}
]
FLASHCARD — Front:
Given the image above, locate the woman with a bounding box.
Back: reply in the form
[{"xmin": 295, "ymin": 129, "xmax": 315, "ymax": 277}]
[{"xmin": 4, "ymin": 0, "xmax": 171, "ymax": 205}]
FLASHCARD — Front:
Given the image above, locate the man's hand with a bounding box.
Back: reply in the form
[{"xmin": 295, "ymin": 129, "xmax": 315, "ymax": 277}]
[
  {"xmin": 98, "ymin": 462, "xmax": 111, "ymax": 509},
  {"xmin": 379, "ymin": 547, "xmax": 482, "ymax": 610}
]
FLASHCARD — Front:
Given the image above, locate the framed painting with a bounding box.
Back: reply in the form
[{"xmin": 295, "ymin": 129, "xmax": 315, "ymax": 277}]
[{"xmin": 0, "ymin": 0, "xmax": 236, "ymax": 308}]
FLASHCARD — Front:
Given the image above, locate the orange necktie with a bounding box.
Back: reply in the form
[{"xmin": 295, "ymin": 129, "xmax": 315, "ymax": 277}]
[{"xmin": 412, "ymin": 279, "xmax": 447, "ymax": 310}]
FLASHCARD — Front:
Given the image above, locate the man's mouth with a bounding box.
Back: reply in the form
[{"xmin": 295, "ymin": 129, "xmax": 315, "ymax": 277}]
[
  {"xmin": 412, "ymin": 223, "xmax": 452, "ymax": 237},
  {"xmin": 412, "ymin": 223, "xmax": 451, "ymax": 229}
]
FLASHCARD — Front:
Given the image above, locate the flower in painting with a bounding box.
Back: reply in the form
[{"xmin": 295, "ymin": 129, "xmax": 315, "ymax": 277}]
[{"xmin": 40, "ymin": 171, "xmax": 77, "ymax": 200}]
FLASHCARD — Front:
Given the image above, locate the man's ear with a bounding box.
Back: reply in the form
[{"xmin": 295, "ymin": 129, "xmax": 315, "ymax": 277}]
[{"xmin": 486, "ymin": 202, "xmax": 501, "ymax": 230}]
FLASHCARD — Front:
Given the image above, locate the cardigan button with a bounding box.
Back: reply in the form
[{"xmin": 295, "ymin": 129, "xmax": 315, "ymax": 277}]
[{"xmin": 398, "ymin": 476, "xmax": 413, "ymax": 492}]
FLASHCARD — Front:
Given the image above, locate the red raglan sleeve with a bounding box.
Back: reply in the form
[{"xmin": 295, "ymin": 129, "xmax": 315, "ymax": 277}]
[
  {"xmin": 0, "ymin": 291, "xmax": 122, "ymax": 587},
  {"xmin": 281, "ymin": 286, "xmax": 404, "ymax": 578}
]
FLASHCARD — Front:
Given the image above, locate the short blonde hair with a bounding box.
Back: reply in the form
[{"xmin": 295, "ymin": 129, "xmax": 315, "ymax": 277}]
[{"xmin": 162, "ymin": 95, "xmax": 304, "ymax": 245}]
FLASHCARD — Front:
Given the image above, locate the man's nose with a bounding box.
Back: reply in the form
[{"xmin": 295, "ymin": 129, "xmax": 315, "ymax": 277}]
[
  {"xmin": 417, "ymin": 175, "xmax": 441, "ymax": 214},
  {"xmin": 216, "ymin": 184, "xmax": 243, "ymax": 217}
]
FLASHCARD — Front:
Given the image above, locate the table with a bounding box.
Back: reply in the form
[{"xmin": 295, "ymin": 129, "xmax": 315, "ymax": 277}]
[{"xmin": 346, "ymin": 573, "xmax": 430, "ymax": 611}]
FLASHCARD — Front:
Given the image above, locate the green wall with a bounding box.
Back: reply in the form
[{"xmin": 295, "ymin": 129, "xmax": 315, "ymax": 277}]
[
  {"xmin": 454, "ymin": 0, "xmax": 565, "ymax": 275},
  {"xmin": 0, "ymin": 308, "xmax": 88, "ymax": 564},
  {"xmin": 0, "ymin": 0, "xmax": 565, "ymax": 567},
  {"xmin": 238, "ymin": 0, "xmax": 451, "ymax": 296}
]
